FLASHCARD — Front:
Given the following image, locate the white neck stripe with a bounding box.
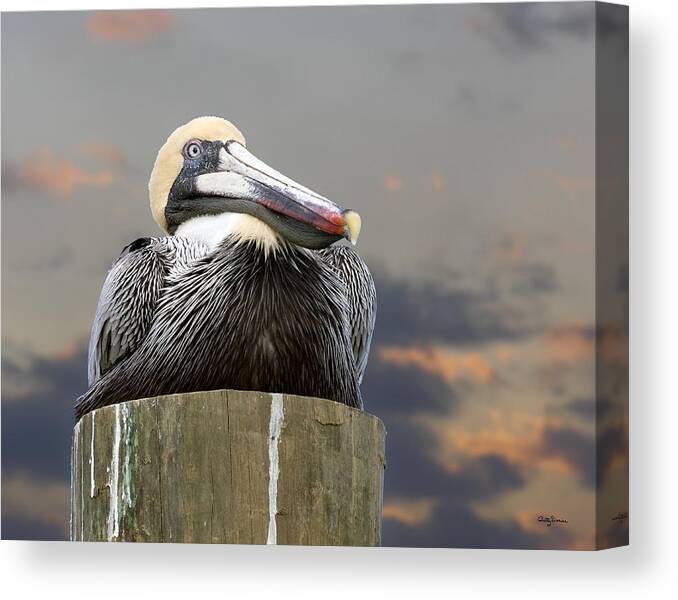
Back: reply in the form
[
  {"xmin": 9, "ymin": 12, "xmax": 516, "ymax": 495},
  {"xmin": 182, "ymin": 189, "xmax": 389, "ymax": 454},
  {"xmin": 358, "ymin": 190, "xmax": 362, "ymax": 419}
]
[{"xmin": 174, "ymin": 213, "xmax": 280, "ymax": 254}]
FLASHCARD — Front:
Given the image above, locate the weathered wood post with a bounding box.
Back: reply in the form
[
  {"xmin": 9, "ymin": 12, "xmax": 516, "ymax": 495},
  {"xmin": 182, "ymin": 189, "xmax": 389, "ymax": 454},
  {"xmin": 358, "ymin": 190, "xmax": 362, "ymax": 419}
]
[{"xmin": 70, "ymin": 389, "xmax": 385, "ymax": 545}]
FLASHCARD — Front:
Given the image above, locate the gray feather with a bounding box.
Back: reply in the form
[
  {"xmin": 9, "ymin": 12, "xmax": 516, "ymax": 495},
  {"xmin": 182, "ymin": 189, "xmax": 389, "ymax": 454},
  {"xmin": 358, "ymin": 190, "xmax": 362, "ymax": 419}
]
[
  {"xmin": 87, "ymin": 236, "xmax": 209, "ymax": 385},
  {"xmin": 78, "ymin": 237, "xmax": 375, "ymax": 421},
  {"xmin": 317, "ymin": 244, "xmax": 377, "ymax": 384}
]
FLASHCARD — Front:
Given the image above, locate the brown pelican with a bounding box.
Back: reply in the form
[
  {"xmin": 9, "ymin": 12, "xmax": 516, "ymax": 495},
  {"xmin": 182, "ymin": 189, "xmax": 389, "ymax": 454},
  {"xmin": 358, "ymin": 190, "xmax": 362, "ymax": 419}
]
[{"xmin": 75, "ymin": 117, "xmax": 376, "ymax": 420}]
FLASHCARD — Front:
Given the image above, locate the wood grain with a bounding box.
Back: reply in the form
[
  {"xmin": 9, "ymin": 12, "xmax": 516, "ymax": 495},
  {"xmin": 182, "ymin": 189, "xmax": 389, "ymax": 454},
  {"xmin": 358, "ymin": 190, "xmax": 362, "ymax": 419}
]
[{"xmin": 70, "ymin": 390, "xmax": 385, "ymax": 546}]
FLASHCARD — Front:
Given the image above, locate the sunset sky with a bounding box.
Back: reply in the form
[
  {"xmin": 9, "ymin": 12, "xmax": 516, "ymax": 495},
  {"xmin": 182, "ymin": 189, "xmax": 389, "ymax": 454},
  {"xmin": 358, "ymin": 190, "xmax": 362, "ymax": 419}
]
[{"xmin": 1, "ymin": 3, "xmax": 628, "ymax": 547}]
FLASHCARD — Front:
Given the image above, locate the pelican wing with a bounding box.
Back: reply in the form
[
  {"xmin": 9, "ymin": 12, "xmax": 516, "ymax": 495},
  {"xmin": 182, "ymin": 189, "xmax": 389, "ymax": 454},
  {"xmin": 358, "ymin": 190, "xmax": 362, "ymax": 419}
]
[
  {"xmin": 318, "ymin": 245, "xmax": 377, "ymax": 383},
  {"xmin": 87, "ymin": 236, "xmax": 208, "ymax": 385}
]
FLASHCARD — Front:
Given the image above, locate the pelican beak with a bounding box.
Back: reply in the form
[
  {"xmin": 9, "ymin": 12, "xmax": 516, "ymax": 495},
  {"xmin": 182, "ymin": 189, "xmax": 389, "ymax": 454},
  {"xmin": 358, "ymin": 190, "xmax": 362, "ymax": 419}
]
[{"xmin": 191, "ymin": 141, "xmax": 361, "ymax": 248}]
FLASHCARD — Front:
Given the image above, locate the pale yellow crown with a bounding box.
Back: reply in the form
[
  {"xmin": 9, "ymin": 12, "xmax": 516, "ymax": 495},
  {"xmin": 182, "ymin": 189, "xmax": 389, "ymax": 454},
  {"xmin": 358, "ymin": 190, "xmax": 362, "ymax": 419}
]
[{"xmin": 148, "ymin": 116, "xmax": 246, "ymax": 232}]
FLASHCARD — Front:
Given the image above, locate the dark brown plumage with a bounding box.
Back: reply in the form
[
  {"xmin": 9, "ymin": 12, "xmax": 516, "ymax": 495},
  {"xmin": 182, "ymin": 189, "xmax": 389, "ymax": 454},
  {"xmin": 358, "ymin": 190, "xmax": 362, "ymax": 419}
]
[{"xmin": 76, "ymin": 237, "xmax": 375, "ymax": 420}]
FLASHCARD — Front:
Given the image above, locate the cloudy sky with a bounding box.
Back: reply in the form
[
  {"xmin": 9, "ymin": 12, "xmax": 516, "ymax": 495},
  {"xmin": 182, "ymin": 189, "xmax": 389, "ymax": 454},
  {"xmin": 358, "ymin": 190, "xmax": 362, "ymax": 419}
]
[{"xmin": 1, "ymin": 3, "xmax": 628, "ymax": 548}]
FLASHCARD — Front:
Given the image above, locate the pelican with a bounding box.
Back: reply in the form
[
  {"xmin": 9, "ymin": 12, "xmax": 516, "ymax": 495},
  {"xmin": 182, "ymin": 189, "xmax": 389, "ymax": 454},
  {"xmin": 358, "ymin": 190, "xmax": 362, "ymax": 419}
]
[{"xmin": 75, "ymin": 116, "xmax": 376, "ymax": 420}]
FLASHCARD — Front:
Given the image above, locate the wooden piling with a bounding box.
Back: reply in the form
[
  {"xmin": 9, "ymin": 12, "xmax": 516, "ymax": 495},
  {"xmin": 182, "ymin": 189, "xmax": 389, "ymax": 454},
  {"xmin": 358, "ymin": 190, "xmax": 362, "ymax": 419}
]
[{"xmin": 70, "ymin": 389, "xmax": 385, "ymax": 545}]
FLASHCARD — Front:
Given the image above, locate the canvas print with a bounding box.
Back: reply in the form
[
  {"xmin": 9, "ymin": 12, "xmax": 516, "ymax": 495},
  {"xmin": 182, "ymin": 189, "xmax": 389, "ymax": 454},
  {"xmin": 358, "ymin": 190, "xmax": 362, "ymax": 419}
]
[{"xmin": 1, "ymin": 2, "xmax": 628, "ymax": 549}]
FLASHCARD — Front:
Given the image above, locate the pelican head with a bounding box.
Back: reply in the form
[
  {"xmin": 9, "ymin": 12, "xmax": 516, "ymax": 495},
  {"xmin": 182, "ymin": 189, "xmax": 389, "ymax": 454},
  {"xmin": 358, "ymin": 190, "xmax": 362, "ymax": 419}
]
[{"xmin": 149, "ymin": 116, "xmax": 361, "ymax": 250}]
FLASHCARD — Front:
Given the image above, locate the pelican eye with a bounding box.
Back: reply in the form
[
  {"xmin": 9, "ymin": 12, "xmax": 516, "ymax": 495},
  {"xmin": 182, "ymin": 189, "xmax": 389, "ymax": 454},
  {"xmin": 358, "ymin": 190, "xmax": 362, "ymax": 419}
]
[{"xmin": 184, "ymin": 141, "xmax": 203, "ymax": 159}]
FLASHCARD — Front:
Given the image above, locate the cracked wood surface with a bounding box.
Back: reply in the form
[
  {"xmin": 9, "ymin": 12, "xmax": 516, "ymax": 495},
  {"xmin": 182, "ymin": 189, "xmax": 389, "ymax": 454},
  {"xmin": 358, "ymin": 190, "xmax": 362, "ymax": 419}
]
[{"xmin": 70, "ymin": 389, "xmax": 386, "ymax": 545}]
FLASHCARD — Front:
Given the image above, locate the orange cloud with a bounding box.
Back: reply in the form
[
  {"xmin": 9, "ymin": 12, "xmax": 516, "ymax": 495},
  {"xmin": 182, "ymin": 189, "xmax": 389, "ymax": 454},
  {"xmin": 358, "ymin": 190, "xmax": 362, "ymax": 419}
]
[
  {"xmin": 543, "ymin": 324, "xmax": 594, "ymax": 365},
  {"xmin": 86, "ymin": 10, "xmax": 175, "ymax": 43},
  {"xmin": 431, "ymin": 169, "xmax": 446, "ymax": 193},
  {"xmin": 554, "ymin": 134, "xmax": 591, "ymax": 155},
  {"xmin": 545, "ymin": 169, "xmax": 595, "ymax": 200},
  {"xmin": 492, "ymin": 344, "xmax": 516, "ymax": 364},
  {"xmin": 78, "ymin": 142, "xmax": 126, "ymax": 165},
  {"xmin": 562, "ymin": 240, "xmax": 594, "ymax": 255},
  {"xmin": 382, "ymin": 173, "xmax": 403, "ymax": 192},
  {"xmin": 553, "ymin": 174, "xmax": 594, "ymax": 193},
  {"xmin": 51, "ymin": 339, "xmax": 86, "ymax": 361},
  {"xmin": 543, "ymin": 323, "xmax": 628, "ymax": 368},
  {"xmin": 378, "ymin": 345, "xmax": 494, "ymax": 384},
  {"xmin": 568, "ymin": 533, "xmax": 597, "ymax": 551},
  {"xmin": 17, "ymin": 148, "xmax": 115, "ymax": 197},
  {"xmin": 421, "ymin": 414, "xmax": 579, "ymax": 479},
  {"xmin": 447, "ymin": 425, "xmax": 569, "ymax": 474},
  {"xmin": 383, "ymin": 497, "xmax": 439, "ymax": 527},
  {"xmin": 462, "ymin": 15, "xmax": 487, "ymax": 33}
]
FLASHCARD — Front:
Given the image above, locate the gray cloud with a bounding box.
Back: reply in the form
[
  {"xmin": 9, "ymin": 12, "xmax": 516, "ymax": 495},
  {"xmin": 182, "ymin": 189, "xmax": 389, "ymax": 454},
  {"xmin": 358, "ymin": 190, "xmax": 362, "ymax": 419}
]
[
  {"xmin": 564, "ymin": 395, "xmax": 613, "ymax": 420},
  {"xmin": 1, "ymin": 343, "xmax": 88, "ymax": 540},
  {"xmin": 541, "ymin": 425, "xmax": 595, "ymax": 488},
  {"xmin": 382, "ymin": 418, "xmax": 525, "ymax": 502},
  {"xmin": 482, "ymin": 3, "xmax": 594, "ymax": 53},
  {"xmin": 449, "ymin": 83, "xmax": 521, "ymax": 118},
  {"xmin": 596, "ymin": 3, "xmax": 629, "ymax": 57},
  {"xmin": 379, "ymin": 418, "xmax": 541, "ymax": 549},
  {"xmin": 2, "ymin": 345, "xmax": 86, "ymax": 481},
  {"xmin": 506, "ymin": 263, "xmax": 559, "ymax": 295},
  {"xmin": 1, "ymin": 515, "xmax": 65, "ymax": 542},
  {"xmin": 478, "ymin": 2, "xmax": 628, "ymax": 58},
  {"xmin": 8, "ymin": 246, "xmax": 74, "ymax": 273},
  {"xmin": 362, "ymin": 359, "xmax": 456, "ymax": 418},
  {"xmin": 597, "ymin": 423, "xmax": 627, "ymax": 488},
  {"xmin": 384, "ymin": 499, "xmax": 570, "ymax": 550},
  {"xmin": 372, "ymin": 268, "xmax": 535, "ymax": 347},
  {"xmin": 362, "ymin": 345, "xmax": 533, "ymax": 549}
]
